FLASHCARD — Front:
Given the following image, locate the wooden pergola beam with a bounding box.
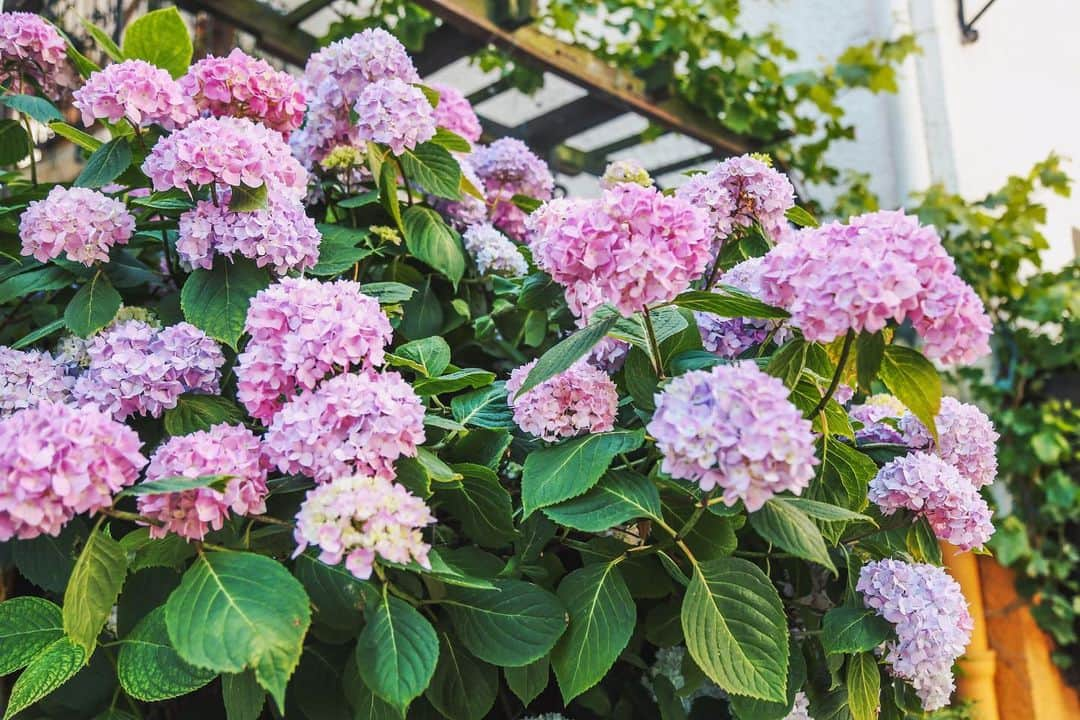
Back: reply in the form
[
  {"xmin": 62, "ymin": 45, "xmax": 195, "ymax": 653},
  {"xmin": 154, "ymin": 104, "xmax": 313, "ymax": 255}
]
[
  {"xmin": 176, "ymin": 0, "xmax": 318, "ymax": 66},
  {"xmin": 413, "ymin": 25, "xmax": 485, "ymax": 76},
  {"xmin": 514, "ymin": 96, "xmax": 624, "ymax": 156}
]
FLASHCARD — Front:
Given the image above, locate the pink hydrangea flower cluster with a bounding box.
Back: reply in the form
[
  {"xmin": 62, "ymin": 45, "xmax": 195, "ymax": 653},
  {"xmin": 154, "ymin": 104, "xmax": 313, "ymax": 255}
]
[
  {"xmin": 73, "ymin": 320, "xmax": 224, "ymax": 420},
  {"xmin": 676, "ymin": 155, "xmax": 794, "ymax": 241},
  {"xmin": 263, "ymin": 371, "xmax": 425, "ymax": 484},
  {"xmin": 760, "ymin": 211, "xmax": 992, "ymax": 365},
  {"xmin": 177, "ymin": 190, "xmax": 320, "ymax": 274},
  {"xmin": 600, "ymin": 159, "xmax": 653, "ymax": 189},
  {"xmin": 0, "ymin": 12, "xmax": 76, "ymax": 99},
  {"xmin": 869, "ymin": 452, "xmax": 993, "ymax": 550},
  {"xmin": 647, "ymin": 362, "xmax": 818, "ymax": 511},
  {"xmin": 430, "ymin": 81, "xmax": 482, "ymax": 143},
  {"xmin": 293, "ymin": 28, "xmax": 419, "ymax": 165},
  {"xmin": 293, "ymin": 473, "xmax": 434, "ymax": 580},
  {"xmin": 858, "ymin": 559, "xmax": 973, "ymax": 711},
  {"xmin": 0, "ymin": 401, "xmax": 146, "ymax": 540},
  {"xmin": 696, "ymin": 257, "xmax": 790, "ymax": 358},
  {"xmin": 900, "ymin": 396, "xmax": 999, "ymax": 488},
  {"xmin": 435, "ymin": 157, "xmax": 488, "ymax": 229},
  {"xmin": 462, "ymin": 223, "xmax": 528, "ymax": 277},
  {"xmin": 235, "ymin": 278, "xmax": 393, "ymax": 422},
  {"xmin": 471, "ymin": 138, "xmax": 554, "ymax": 240},
  {"xmin": 849, "ymin": 394, "xmax": 907, "ymax": 444},
  {"xmin": 142, "ymin": 116, "xmax": 307, "ymax": 197},
  {"xmin": 353, "ymin": 77, "xmax": 436, "ymax": 155},
  {"xmin": 73, "ymin": 59, "xmax": 194, "ymax": 130},
  {"xmin": 19, "ymin": 186, "xmax": 135, "ymax": 266},
  {"xmin": 137, "ymin": 423, "xmax": 269, "ymax": 541},
  {"xmin": 529, "ymin": 183, "xmax": 711, "ymax": 318},
  {"xmin": 0, "ymin": 347, "xmax": 73, "ymax": 415},
  {"xmin": 180, "ymin": 48, "xmax": 306, "ymax": 135},
  {"xmin": 506, "ymin": 360, "xmax": 618, "ymax": 442}
]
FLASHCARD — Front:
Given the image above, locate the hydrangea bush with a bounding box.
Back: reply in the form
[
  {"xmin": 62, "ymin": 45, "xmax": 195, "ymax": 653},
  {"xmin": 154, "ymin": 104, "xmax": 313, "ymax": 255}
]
[{"xmin": 0, "ymin": 9, "xmax": 999, "ymax": 720}]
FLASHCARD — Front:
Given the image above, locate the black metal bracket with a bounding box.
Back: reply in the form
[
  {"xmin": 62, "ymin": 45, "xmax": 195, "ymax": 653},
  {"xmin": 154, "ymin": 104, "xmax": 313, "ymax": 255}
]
[{"xmin": 958, "ymin": 0, "xmax": 1000, "ymax": 43}]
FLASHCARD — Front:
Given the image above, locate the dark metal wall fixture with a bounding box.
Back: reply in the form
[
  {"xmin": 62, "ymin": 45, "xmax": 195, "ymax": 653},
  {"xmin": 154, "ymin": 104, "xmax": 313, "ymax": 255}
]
[{"xmin": 957, "ymin": 0, "xmax": 1001, "ymax": 44}]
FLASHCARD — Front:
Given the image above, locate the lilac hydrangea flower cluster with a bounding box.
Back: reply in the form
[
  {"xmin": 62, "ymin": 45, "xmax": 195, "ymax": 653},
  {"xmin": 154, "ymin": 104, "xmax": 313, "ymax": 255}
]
[
  {"xmin": 600, "ymin": 159, "xmax": 653, "ymax": 189},
  {"xmin": 529, "ymin": 183, "xmax": 711, "ymax": 318},
  {"xmin": 647, "ymin": 362, "xmax": 818, "ymax": 511},
  {"xmin": 696, "ymin": 257, "xmax": 790, "ymax": 358},
  {"xmin": 760, "ymin": 210, "xmax": 992, "ymax": 365},
  {"xmin": 869, "ymin": 452, "xmax": 993, "ymax": 550},
  {"xmin": 462, "ymin": 223, "xmax": 528, "ymax": 277},
  {"xmin": 72, "ymin": 320, "xmax": 224, "ymax": 420},
  {"xmin": 177, "ymin": 189, "xmax": 320, "ymax": 274},
  {"xmin": 235, "ymin": 277, "xmax": 393, "ymax": 422},
  {"xmin": 180, "ymin": 48, "xmax": 306, "ymax": 136},
  {"xmin": 293, "ymin": 473, "xmax": 434, "ymax": 580},
  {"xmin": 435, "ymin": 157, "xmax": 488, "ymax": 229},
  {"xmin": 506, "ymin": 360, "xmax": 618, "ymax": 442},
  {"xmin": 0, "ymin": 12, "xmax": 76, "ymax": 99},
  {"xmin": 849, "ymin": 394, "xmax": 907, "ymax": 444},
  {"xmin": 264, "ymin": 371, "xmax": 425, "ymax": 484},
  {"xmin": 675, "ymin": 155, "xmax": 794, "ymax": 242},
  {"xmin": 586, "ymin": 337, "xmax": 630, "ymax": 374},
  {"xmin": 73, "ymin": 59, "xmax": 194, "ymax": 130},
  {"xmin": 0, "ymin": 347, "xmax": 73, "ymax": 415},
  {"xmin": 137, "ymin": 423, "xmax": 268, "ymax": 541},
  {"xmin": 471, "ymin": 138, "xmax": 555, "ymax": 240},
  {"xmin": 429, "ymin": 81, "xmax": 482, "ymax": 143},
  {"xmin": 353, "ymin": 77, "xmax": 437, "ymax": 156},
  {"xmin": 0, "ymin": 401, "xmax": 146, "ymax": 540},
  {"xmin": 19, "ymin": 186, "xmax": 135, "ymax": 266},
  {"xmin": 142, "ymin": 116, "xmax": 308, "ymax": 197},
  {"xmin": 900, "ymin": 396, "xmax": 999, "ymax": 488},
  {"xmin": 858, "ymin": 559, "xmax": 973, "ymax": 711}
]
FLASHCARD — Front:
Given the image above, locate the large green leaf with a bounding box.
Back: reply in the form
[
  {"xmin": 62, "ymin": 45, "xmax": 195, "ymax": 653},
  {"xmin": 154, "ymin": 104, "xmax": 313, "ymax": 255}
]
[
  {"xmin": 228, "ymin": 183, "xmax": 268, "ymax": 212},
  {"xmin": 400, "ymin": 142, "xmax": 462, "ymax": 200},
  {"xmin": 291, "ymin": 643, "xmax": 352, "ymax": 720},
  {"xmin": 402, "ymin": 206, "xmax": 466, "ymax": 286},
  {"xmin": 542, "ymin": 470, "xmax": 661, "ymax": 532},
  {"xmin": 681, "ymin": 558, "xmax": 788, "ymax": 702},
  {"xmin": 391, "ymin": 336, "xmax": 452, "ymax": 377},
  {"xmin": 444, "ymin": 579, "xmax": 567, "ymax": 667},
  {"xmin": 355, "ymin": 595, "xmax": 438, "ymax": 709},
  {"xmin": 12, "ymin": 518, "xmax": 87, "ymax": 593},
  {"xmin": 513, "ymin": 315, "xmax": 620, "ymax": 398},
  {"xmin": 345, "ymin": 668, "xmax": 404, "ymax": 720},
  {"xmin": 748, "ymin": 498, "xmax": 836, "ymax": 574},
  {"xmin": 120, "ymin": 474, "xmax": 231, "ymax": 497},
  {"xmin": 118, "ymin": 606, "xmax": 216, "ymax": 701},
  {"xmin": 180, "ymin": 256, "xmax": 270, "ymax": 349},
  {"xmin": 778, "ymin": 498, "xmax": 874, "ymax": 524},
  {"xmin": 48, "ymin": 121, "xmax": 102, "ymax": 152},
  {"xmin": 74, "ymin": 138, "xmax": 132, "ymax": 188},
  {"xmin": 820, "ymin": 608, "xmax": 892, "ymax": 656},
  {"xmin": 846, "ymin": 652, "xmax": 880, "ymax": 720},
  {"xmin": 414, "ymin": 369, "xmax": 495, "ymax": 396},
  {"xmin": 121, "ymin": 7, "xmax": 193, "ymax": 78},
  {"xmin": 163, "ymin": 394, "xmax": 245, "ymax": 436},
  {"xmin": 551, "ymin": 561, "xmax": 635, "ymax": 702},
  {"xmin": 504, "ymin": 656, "xmax": 549, "ymax": 707},
  {"xmin": 451, "ymin": 382, "xmax": 514, "ymax": 429},
  {"xmin": 2, "ymin": 637, "xmax": 87, "ymax": 720},
  {"xmin": 878, "ymin": 344, "xmax": 941, "ymax": 441},
  {"xmin": 0, "ymin": 597, "xmax": 63, "ymax": 675},
  {"xmin": 0, "ymin": 95, "xmax": 63, "ymax": 124},
  {"xmin": 437, "ymin": 463, "xmax": 515, "ymax": 548},
  {"xmin": 64, "ymin": 526, "xmax": 128, "ymax": 653},
  {"xmin": 64, "ymin": 272, "xmax": 121, "ymax": 337},
  {"xmin": 0, "ymin": 119, "xmax": 30, "ymax": 166},
  {"xmin": 424, "ymin": 631, "xmax": 497, "ymax": 720},
  {"xmin": 673, "ymin": 289, "xmax": 788, "ymax": 319},
  {"xmin": 164, "ymin": 551, "xmax": 311, "ymax": 712},
  {"xmin": 521, "ymin": 429, "xmax": 645, "ymax": 516},
  {"xmin": 294, "ymin": 553, "xmax": 373, "ymax": 633},
  {"xmin": 310, "ymin": 225, "xmax": 370, "ymax": 277},
  {"xmin": 222, "ymin": 671, "xmax": 265, "ymax": 720},
  {"xmin": 811, "ymin": 437, "xmax": 877, "ymax": 514},
  {"xmin": 0, "ymin": 266, "xmax": 74, "ymax": 305},
  {"xmin": 728, "ymin": 636, "xmax": 807, "ymax": 720}
]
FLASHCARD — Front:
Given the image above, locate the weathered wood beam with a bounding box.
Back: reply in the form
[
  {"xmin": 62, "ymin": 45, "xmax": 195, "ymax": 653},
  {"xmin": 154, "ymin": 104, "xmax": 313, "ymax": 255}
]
[
  {"xmin": 466, "ymin": 76, "xmax": 515, "ymax": 106},
  {"xmin": 176, "ymin": 0, "xmax": 318, "ymax": 66},
  {"xmin": 647, "ymin": 150, "xmax": 720, "ymax": 181},
  {"xmin": 410, "ymin": 0, "xmax": 754, "ymax": 156},
  {"xmin": 414, "ymin": 25, "xmax": 484, "ymax": 76},
  {"xmin": 283, "ymin": 0, "xmax": 334, "ymax": 26},
  {"xmin": 514, "ymin": 96, "xmax": 623, "ymax": 155}
]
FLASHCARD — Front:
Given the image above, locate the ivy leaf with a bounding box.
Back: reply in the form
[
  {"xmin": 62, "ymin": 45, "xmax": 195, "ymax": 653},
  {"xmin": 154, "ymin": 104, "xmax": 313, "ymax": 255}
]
[
  {"xmin": 0, "ymin": 94, "xmax": 63, "ymax": 124},
  {"xmin": 164, "ymin": 551, "xmax": 311, "ymax": 712},
  {"xmin": 846, "ymin": 652, "xmax": 881, "ymax": 720},
  {"xmin": 228, "ymin": 183, "xmax": 267, "ymax": 212},
  {"xmin": 424, "ymin": 631, "xmax": 498, "ymax": 720},
  {"xmin": 551, "ymin": 561, "xmax": 635, "ymax": 702},
  {"xmin": 673, "ymin": 289, "xmax": 788, "ymax": 319},
  {"xmin": 402, "ymin": 206, "xmax": 465, "ymax": 287},
  {"xmin": 355, "ymin": 595, "xmax": 439, "ymax": 710},
  {"xmin": 512, "ymin": 315, "xmax": 620, "ymax": 398},
  {"xmin": 0, "ymin": 597, "xmax": 63, "ymax": 675},
  {"xmin": 444, "ymin": 580, "xmax": 567, "ymax": 667},
  {"xmin": 118, "ymin": 607, "xmax": 217, "ymax": 701},
  {"xmin": 180, "ymin": 256, "xmax": 270, "ymax": 349},
  {"xmin": 521, "ymin": 429, "xmax": 645, "ymax": 516},
  {"xmin": 64, "ymin": 271, "xmax": 121, "ymax": 337},
  {"xmin": 163, "ymin": 394, "xmax": 245, "ymax": 436},
  {"xmin": 451, "ymin": 382, "xmax": 514, "ymax": 429},
  {"xmin": 749, "ymin": 498, "xmax": 837, "ymax": 574},
  {"xmin": 878, "ymin": 344, "xmax": 940, "ymax": 441},
  {"xmin": 0, "ymin": 119, "xmax": 30, "ymax": 166},
  {"xmin": 542, "ymin": 470, "xmax": 661, "ymax": 532},
  {"xmin": 64, "ymin": 525, "xmax": 128, "ymax": 654},
  {"xmin": 437, "ymin": 463, "xmax": 515, "ymax": 548},
  {"xmin": 74, "ymin": 137, "xmax": 132, "ymax": 188},
  {"xmin": 681, "ymin": 558, "xmax": 788, "ymax": 702},
  {"xmin": 400, "ymin": 142, "xmax": 462, "ymax": 200},
  {"xmin": 2, "ymin": 637, "xmax": 87, "ymax": 720},
  {"xmin": 121, "ymin": 7, "xmax": 193, "ymax": 78},
  {"xmin": 820, "ymin": 608, "xmax": 892, "ymax": 656},
  {"xmin": 504, "ymin": 657, "xmax": 549, "ymax": 707}
]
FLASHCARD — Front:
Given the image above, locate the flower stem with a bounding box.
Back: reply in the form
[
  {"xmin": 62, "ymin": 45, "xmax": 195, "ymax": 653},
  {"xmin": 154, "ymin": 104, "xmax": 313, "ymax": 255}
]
[
  {"xmin": 21, "ymin": 114, "xmax": 37, "ymax": 185},
  {"xmin": 641, "ymin": 305, "xmax": 664, "ymax": 378},
  {"xmin": 809, "ymin": 329, "xmax": 854, "ymax": 418}
]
